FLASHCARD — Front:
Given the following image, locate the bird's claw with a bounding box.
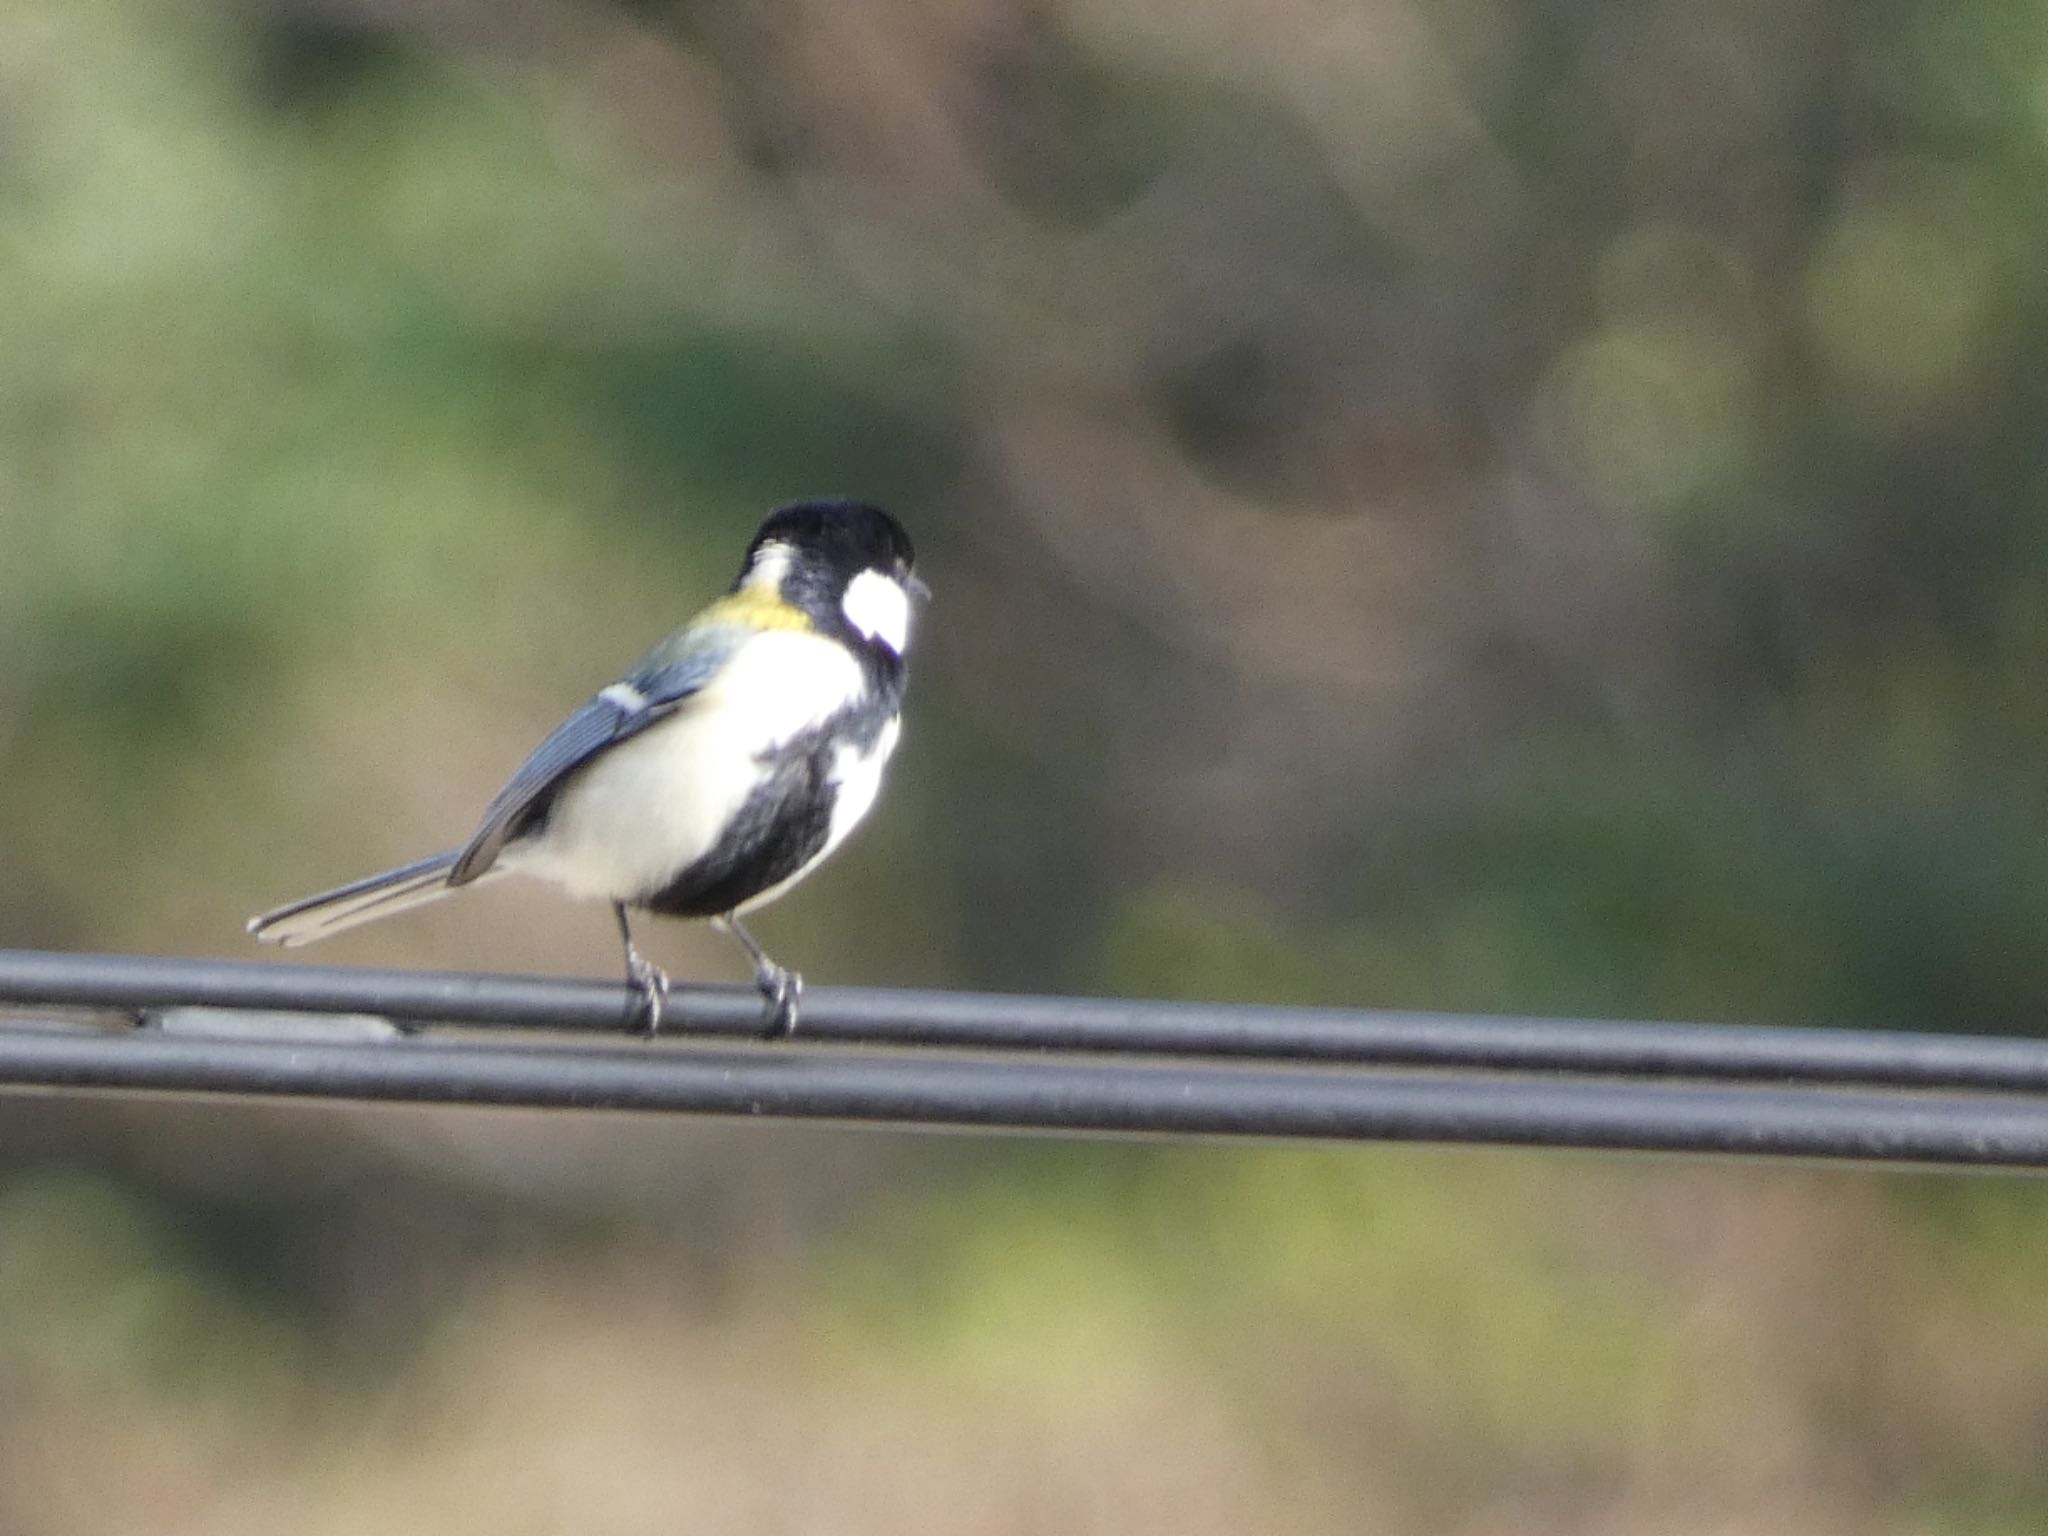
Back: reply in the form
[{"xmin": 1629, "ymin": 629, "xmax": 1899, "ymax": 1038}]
[
  {"xmin": 627, "ymin": 951, "xmax": 671, "ymax": 1036},
  {"xmin": 756, "ymin": 963, "xmax": 802, "ymax": 1038}
]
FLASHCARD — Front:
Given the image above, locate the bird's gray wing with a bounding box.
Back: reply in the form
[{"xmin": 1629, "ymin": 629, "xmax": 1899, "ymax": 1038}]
[{"xmin": 447, "ymin": 630, "xmax": 735, "ymax": 884}]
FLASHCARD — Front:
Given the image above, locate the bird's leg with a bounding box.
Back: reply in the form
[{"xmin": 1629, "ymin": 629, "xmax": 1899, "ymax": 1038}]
[
  {"xmin": 614, "ymin": 902, "xmax": 670, "ymax": 1035},
  {"xmin": 714, "ymin": 914, "xmax": 802, "ymax": 1038}
]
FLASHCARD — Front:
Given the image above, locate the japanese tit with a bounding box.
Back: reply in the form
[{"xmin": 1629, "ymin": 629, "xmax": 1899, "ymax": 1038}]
[{"xmin": 248, "ymin": 498, "xmax": 924, "ymax": 1035}]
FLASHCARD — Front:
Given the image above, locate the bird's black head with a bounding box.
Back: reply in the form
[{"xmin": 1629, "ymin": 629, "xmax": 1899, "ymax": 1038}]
[
  {"xmin": 737, "ymin": 499, "xmax": 924, "ymax": 654},
  {"xmin": 745, "ymin": 499, "xmax": 914, "ymax": 577}
]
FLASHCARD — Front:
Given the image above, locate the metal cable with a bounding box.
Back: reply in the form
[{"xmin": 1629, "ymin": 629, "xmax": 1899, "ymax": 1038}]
[
  {"xmin": 1, "ymin": 948, "xmax": 2046, "ymax": 1165},
  {"xmin": 2, "ymin": 1024, "xmax": 2047, "ymax": 1166},
  {"xmin": 0, "ymin": 947, "xmax": 2044, "ymax": 1090}
]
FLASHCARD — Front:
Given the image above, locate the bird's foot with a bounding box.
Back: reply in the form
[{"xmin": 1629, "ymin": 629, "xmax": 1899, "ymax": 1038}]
[
  {"xmin": 626, "ymin": 950, "xmax": 672, "ymax": 1036},
  {"xmin": 754, "ymin": 962, "xmax": 803, "ymax": 1039}
]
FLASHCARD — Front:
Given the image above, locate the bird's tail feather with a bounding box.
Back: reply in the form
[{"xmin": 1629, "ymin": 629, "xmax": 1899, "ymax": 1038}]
[{"xmin": 246, "ymin": 851, "xmax": 498, "ymax": 947}]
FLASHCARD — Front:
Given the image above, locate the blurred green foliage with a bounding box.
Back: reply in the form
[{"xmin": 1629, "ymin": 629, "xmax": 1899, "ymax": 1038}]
[{"xmin": 6, "ymin": 0, "xmax": 2048, "ymax": 1528}]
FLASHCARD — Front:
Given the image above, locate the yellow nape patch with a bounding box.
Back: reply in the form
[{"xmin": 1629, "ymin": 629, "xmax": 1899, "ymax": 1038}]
[{"xmin": 701, "ymin": 586, "xmax": 814, "ymax": 633}]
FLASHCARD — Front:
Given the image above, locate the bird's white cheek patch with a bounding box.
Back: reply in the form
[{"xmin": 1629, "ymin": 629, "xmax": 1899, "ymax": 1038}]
[{"xmin": 842, "ymin": 569, "xmax": 912, "ymax": 653}]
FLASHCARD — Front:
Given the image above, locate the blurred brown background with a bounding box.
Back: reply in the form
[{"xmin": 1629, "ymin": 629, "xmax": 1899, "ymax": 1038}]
[{"xmin": 4, "ymin": 0, "xmax": 2048, "ymax": 1529}]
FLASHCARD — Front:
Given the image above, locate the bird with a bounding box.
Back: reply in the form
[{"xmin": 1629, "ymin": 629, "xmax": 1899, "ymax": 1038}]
[{"xmin": 247, "ymin": 498, "xmax": 924, "ymax": 1036}]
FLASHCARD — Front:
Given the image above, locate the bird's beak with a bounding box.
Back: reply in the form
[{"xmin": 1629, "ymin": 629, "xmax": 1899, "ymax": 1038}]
[{"xmin": 907, "ymin": 573, "xmax": 932, "ymax": 603}]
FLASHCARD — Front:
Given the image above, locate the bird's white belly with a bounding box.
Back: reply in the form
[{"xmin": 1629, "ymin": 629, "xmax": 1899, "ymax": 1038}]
[
  {"xmin": 510, "ymin": 630, "xmax": 867, "ymax": 903},
  {"xmin": 825, "ymin": 714, "xmax": 899, "ymax": 855}
]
